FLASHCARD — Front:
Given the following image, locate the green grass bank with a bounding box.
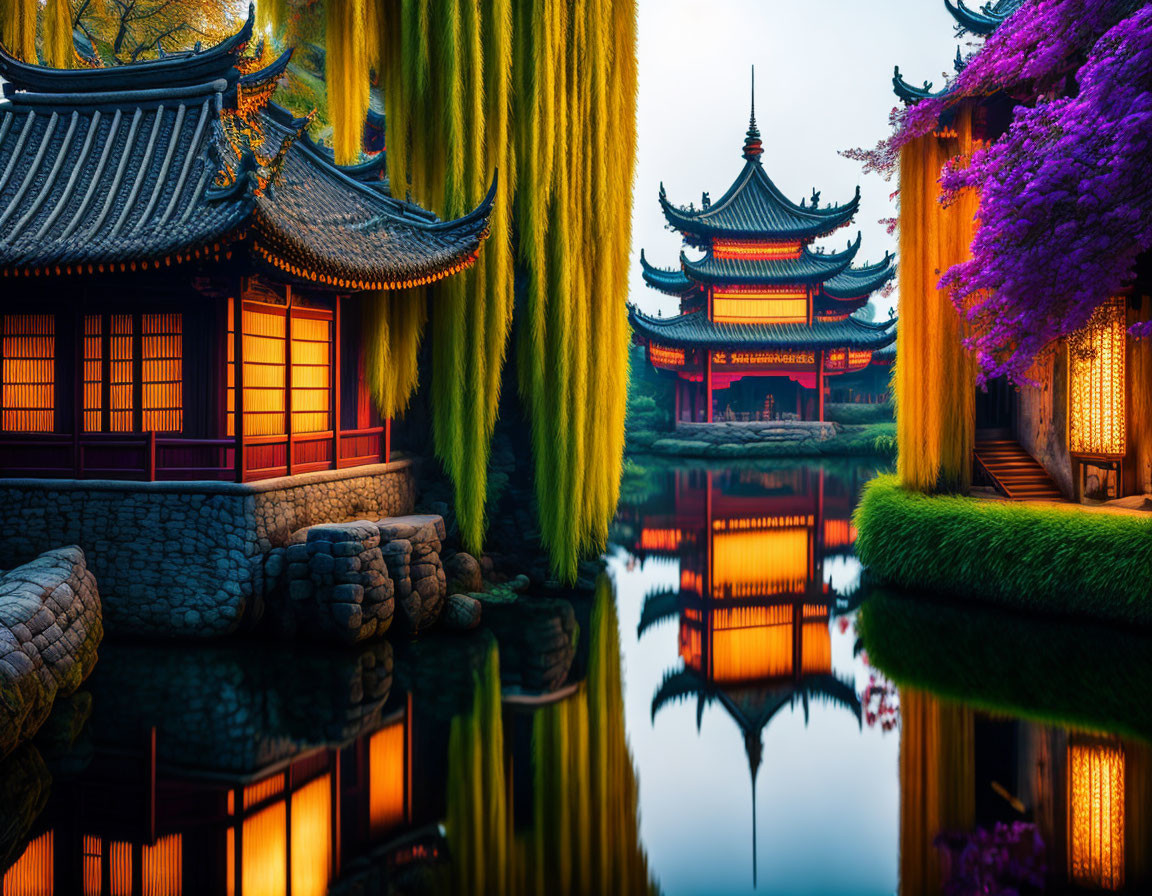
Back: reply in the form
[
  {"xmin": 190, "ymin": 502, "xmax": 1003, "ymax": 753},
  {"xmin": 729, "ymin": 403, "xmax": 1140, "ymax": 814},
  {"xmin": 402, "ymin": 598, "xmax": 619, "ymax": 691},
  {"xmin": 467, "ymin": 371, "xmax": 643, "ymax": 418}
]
[
  {"xmin": 858, "ymin": 587, "xmax": 1152, "ymax": 741},
  {"xmin": 854, "ymin": 474, "xmax": 1152, "ymax": 626}
]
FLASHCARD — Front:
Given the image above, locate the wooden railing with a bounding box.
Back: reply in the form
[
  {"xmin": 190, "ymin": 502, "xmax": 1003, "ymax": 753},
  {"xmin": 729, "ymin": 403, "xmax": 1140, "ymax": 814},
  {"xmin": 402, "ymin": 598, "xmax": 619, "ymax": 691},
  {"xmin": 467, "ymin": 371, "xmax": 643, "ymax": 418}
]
[{"xmin": 0, "ymin": 425, "xmax": 388, "ymax": 482}]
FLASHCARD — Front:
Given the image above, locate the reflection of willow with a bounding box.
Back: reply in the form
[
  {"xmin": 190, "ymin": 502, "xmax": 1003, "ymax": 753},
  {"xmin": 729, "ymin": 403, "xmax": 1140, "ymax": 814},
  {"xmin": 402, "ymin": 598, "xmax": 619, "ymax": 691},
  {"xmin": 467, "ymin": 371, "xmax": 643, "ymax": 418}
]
[
  {"xmin": 897, "ymin": 687, "xmax": 974, "ymax": 896},
  {"xmin": 443, "ymin": 576, "xmax": 654, "ymax": 895}
]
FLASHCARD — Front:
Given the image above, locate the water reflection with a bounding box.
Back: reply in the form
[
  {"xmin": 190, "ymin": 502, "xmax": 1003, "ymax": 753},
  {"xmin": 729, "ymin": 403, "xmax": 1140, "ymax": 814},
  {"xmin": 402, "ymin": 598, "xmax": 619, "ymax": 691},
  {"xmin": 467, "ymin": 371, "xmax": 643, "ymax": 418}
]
[
  {"xmin": 0, "ymin": 579, "xmax": 651, "ymax": 896},
  {"xmin": 862, "ymin": 588, "xmax": 1152, "ymax": 894},
  {"xmin": 613, "ymin": 461, "xmax": 896, "ymax": 895}
]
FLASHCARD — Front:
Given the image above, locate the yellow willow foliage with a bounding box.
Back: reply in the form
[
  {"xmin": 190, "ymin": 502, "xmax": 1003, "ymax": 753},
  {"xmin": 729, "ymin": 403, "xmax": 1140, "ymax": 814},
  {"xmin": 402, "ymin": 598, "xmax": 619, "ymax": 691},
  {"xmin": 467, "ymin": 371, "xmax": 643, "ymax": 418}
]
[
  {"xmin": 363, "ymin": 290, "xmax": 427, "ymax": 419},
  {"xmin": 374, "ymin": 0, "xmax": 635, "ymax": 576},
  {"xmin": 895, "ymin": 109, "xmax": 978, "ymax": 493},
  {"xmin": 325, "ymin": 0, "xmax": 370, "ymax": 165},
  {"xmin": 44, "ymin": 0, "xmax": 73, "ymax": 68},
  {"xmin": 445, "ymin": 643, "xmax": 509, "ymax": 896},
  {"xmin": 257, "ymin": 0, "xmax": 289, "ymax": 39},
  {"xmin": 0, "ymin": 0, "xmax": 37, "ymax": 62},
  {"xmin": 519, "ymin": 575, "xmax": 652, "ymax": 894},
  {"xmin": 1129, "ymin": 295, "xmax": 1152, "ymax": 494},
  {"xmin": 898, "ymin": 688, "xmax": 974, "ymax": 896}
]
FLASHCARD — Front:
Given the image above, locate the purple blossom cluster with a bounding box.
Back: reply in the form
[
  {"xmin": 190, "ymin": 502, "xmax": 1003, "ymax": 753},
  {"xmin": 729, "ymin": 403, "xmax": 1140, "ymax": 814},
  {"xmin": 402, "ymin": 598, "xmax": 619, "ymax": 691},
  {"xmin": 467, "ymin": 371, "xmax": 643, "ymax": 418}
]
[
  {"xmin": 934, "ymin": 822, "xmax": 1047, "ymax": 896},
  {"xmin": 943, "ymin": 4, "xmax": 1152, "ymax": 382},
  {"xmin": 845, "ymin": 0, "xmax": 1152, "ymax": 383}
]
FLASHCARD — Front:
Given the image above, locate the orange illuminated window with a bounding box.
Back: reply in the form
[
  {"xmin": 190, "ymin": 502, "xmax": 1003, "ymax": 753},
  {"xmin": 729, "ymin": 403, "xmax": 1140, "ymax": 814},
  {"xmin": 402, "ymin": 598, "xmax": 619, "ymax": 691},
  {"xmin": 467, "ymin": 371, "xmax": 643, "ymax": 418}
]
[
  {"xmin": 848, "ymin": 349, "xmax": 872, "ymax": 367},
  {"xmin": 142, "ymin": 313, "xmax": 183, "ymax": 432},
  {"xmin": 244, "ymin": 773, "xmax": 285, "ymax": 809},
  {"xmin": 1070, "ymin": 299, "xmax": 1126, "ymax": 457},
  {"xmin": 800, "ymin": 620, "xmax": 831, "ymax": 674},
  {"xmin": 83, "ymin": 313, "xmax": 183, "ymax": 433},
  {"xmin": 242, "ymin": 305, "xmax": 287, "ymax": 437},
  {"xmin": 291, "ymin": 775, "xmax": 332, "ymax": 896},
  {"xmin": 2, "ymin": 830, "xmax": 53, "ymax": 896},
  {"xmin": 712, "ymin": 528, "xmax": 809, "ymax": 597},
  {"xmin": 1, "ymin": 314, "xmax": 55, "ymax": 432},
  {"xmin": 369, "ymin": 723, "xmax": 407, "ymax": 836},
  {"xmin": 291, "ymin": 314, "xmax": 331, "ymax": 434},
  {"xmin": 823, "ymin": 518, "xmax": 857, "ymax": 550},
  {"xmin": 143, "ymin": 834, "xmax": 183, "ymax": 896},
  {"xmin": 110, "ymin": 841, "xmax": 132, "ymax": 896},
  {"xmin": 710, "ymin": 604, "xmax": 793, "ymax": 681},
  {"xmin": 640, "ymin": 528, "xmax": 681, "ymax": 551},
  {"xmin": 678, "ymin": 621, "xmax": 702, "ymax": 668},
  {"xmin": 110, "ymin": 314, "xmax": 134, "ymax": 432},
  {"xmin": 83, "ymin": 835, "xmax": 101, "ymax": 896},
  {"xmin": 649, "ymin": 344, "xmax": 685, "ymax": 368},
  {"xmin": 242, "ymin": 801, "xmax": 287, "ymax": 896},
  {"xmin": 712, "ymin": 239, "xmax": 802, "ymax": 260},
  {"xmin": 1069, "ymin": 741, "xmax": 1125, "ymax": 890},
  {"xmin": 712, "ymin": 290, "xmax": 807, "ymax": 324}
]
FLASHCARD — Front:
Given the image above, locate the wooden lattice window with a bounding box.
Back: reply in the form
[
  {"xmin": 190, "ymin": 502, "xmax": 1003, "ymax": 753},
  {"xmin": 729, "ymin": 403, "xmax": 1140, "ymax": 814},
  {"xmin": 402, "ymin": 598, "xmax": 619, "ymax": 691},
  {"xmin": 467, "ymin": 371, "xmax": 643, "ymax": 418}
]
[
  {"xmin": 110, "ymin": 314, "xmax": 134, "ymax": 432},
  {"xmin": 142, "ymin": 313, "xmax": 183, "ymax": 432},
  {"xmin": 1, "ymin": 314, "xmax": 55, "ymax": 432},
  {"xmin": 83, "ymin": 313, "xmax": 183, "ymax": 432},
  {"xmin": 1069, "ymin": 299, "xmax": 1126, "ymax": 457},
  {"xmin": 83, "ymin": 315, "xmax": 102, "ymax": 432},
  {"xmin": 291, "ymin": 313, "xmax": 331, "ymax": 433},
  {"xmin": 242, "ymin": 305, "xmax": 287, "ymax": 437}
]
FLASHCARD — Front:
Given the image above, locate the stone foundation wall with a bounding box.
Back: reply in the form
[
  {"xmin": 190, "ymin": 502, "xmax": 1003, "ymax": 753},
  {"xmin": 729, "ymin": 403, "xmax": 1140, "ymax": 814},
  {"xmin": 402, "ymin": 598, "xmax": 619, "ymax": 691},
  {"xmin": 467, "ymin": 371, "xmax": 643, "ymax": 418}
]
[
  {"xmin": 0, "ymin": 462, "xmax": 415, "ymax": 639},
  {"xmin": 0, "ymin": 546, "xmax": 102, "ymax": 758}
]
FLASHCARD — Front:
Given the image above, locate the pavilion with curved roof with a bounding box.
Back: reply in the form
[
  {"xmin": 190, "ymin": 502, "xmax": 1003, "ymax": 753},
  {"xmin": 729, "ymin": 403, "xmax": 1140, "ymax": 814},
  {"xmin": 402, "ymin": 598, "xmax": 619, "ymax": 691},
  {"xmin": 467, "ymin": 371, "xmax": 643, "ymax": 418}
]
[{"xmin": 631, "ymin": 73, "xmax": 895, "ymax": 423}]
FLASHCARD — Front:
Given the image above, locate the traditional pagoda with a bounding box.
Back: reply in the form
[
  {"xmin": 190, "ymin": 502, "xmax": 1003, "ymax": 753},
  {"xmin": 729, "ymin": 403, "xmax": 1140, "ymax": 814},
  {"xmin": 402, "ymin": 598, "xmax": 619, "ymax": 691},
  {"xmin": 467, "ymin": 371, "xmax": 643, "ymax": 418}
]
[
  {"xmin": 0, "ymin": 5, "xmax": 494, "ymax": 482},
  {"xmin": 630, "ymin": 75, "xmax": 895, "ymax": 424}
]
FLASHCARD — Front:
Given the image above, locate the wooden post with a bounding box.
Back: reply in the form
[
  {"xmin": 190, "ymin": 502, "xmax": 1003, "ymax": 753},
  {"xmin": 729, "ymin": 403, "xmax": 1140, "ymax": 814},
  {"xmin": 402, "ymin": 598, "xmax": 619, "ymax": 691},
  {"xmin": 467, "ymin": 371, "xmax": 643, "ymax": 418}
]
[
  {"xmin": 73, "ymin": 310, "xmax": 82, "ymax": 477},
  {"xmin": 384, "ymin": 417, "xmax": 391, "ymax": 463},
  {"xmin": 234, "ymin": 294, "xmax": 245, "ymax": 482},
  {"xmin": 333, "ymin": 295, "xmax": 342, "ymax": 469},
  {"xmin": 705, "ymin": 351, "xmax": 714, "ymax": 423},
  {"xmin": 147, "ymin": 430, "xmax": 156, "ymax": 481},
  {"xmin": 817, "ymin": 352, "xmax": 826, "ymax": 422},
  {"xmin": 285, "ymin": 288, "xmax": 293, "ymax": 477}
]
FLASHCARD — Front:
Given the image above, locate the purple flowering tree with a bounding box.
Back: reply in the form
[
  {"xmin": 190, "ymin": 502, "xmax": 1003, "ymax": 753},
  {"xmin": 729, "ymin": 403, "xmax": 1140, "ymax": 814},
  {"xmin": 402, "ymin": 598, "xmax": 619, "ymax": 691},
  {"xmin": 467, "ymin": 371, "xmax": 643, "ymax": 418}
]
[{"xmin": 849, "ymin": 0, "xmax": 1152, "ymax": 383}]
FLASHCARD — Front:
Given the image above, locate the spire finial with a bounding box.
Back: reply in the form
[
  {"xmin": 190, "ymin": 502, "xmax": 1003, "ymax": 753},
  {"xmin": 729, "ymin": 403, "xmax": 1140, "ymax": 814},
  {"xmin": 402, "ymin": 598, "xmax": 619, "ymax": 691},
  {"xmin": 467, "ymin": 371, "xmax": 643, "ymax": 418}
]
[{"xmin": 742, "ymin": 64, "xmax": 763, "ymax": 161}]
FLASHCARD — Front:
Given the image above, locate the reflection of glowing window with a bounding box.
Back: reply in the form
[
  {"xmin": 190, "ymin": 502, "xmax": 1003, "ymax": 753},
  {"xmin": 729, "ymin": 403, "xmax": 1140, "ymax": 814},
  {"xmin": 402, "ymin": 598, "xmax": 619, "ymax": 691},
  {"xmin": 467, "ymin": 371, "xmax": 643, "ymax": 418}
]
[
  {"xmin": 712, "ymin": 528, "xmax": 809, "ymax": 597},
  {"xmin": 1069, "ymin": 300, "xmax": 1126, "ymax": 457},
  {"xmin": 640, "ymin": 528, "xmax": 681, "ymax": 551},
  {"xmin": 242, "ymin": 801, "xmax": 287, "ymax": 896},
  {"xmin": 711, "ymin": 604, "xmax": 792, "ymax": 681},
  {"xmin": 370, "ymin": 723, "xmax": 407, "ymax": 836},
  {"xmin": 1069, "ymin": 741, "xmax": 1125, "ymax": 890},
  {"xmin": 291, "ymin": 776, "xmax": 332, "ymax": 896},
  {"xmin": 2, "ymin": 830, "xmax": 53, "ymax": 895},
  {"xmin": 142, "ymin": 835, "xmax": 183, "ymax": 896},
  {"xmin": 823, "ymin": 518, "xmax": 857, "ymax": 550}
]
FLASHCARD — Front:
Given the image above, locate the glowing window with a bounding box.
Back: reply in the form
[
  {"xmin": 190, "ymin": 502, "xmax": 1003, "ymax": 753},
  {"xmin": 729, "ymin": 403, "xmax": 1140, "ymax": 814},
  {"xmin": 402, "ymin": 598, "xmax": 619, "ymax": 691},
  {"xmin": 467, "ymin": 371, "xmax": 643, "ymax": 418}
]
[
  {"xmin": 2, "ymin": 830, "xmax": 53, "ymax": 896},
  {"xmin": 712, "ymin": 293, "xmax": 807, "ymax": 324},
  {"xmin": 712, "ymin": 528, "xmax": 809, "ymax": 597},
  {"xmin": 1070, "ymin": 299, "xmax": 1126, "ymax": 457},
  {"xmin": 142, "ymin": 313, "xmax": 183, "ymax": 432},
  {"xmin": 369, "ymin": 723, "xmax": 407, "ymax": 836},
  {"xmin": 1, "ymin": 314, "xmax": 55, "ymax": 432},
  {"xmin": 242, "ymin": 306, "xmax": 287, "ymax": 437},
  {"xmin": 291, "ymin": 314, "xmax": 332, "ymax": 434},
  {"xmin": 1069, "ymin": 741, "xmax": 1125, "ymax": 890}
]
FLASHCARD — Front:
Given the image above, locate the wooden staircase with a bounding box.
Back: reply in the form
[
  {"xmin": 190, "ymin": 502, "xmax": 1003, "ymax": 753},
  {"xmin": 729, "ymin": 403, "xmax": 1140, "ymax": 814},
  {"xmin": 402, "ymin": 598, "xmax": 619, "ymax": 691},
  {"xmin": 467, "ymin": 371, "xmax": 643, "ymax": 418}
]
[{"xmin": 974, "ymin": 438, "xmax": 1066, "ymax": 501}]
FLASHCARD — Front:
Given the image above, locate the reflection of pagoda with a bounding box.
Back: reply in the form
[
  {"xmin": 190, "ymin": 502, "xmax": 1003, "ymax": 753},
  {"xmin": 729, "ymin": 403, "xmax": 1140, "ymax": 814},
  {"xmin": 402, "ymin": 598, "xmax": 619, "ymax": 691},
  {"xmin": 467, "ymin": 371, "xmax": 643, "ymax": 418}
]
[{"xmin": 634, "ymin": 467, "xmax": 863, "ymax": 885}]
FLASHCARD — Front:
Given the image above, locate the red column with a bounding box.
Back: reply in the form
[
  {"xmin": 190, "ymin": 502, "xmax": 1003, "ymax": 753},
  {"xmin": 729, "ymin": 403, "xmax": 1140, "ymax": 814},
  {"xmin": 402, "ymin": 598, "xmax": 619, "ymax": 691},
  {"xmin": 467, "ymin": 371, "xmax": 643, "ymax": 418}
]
[
  {"xmin": 817, "ymin": 352, "xmax": 826, "ymax": 422},
  {"xmin": 705, "ymin": 352, "xmax": 714, "ymax": 423}
]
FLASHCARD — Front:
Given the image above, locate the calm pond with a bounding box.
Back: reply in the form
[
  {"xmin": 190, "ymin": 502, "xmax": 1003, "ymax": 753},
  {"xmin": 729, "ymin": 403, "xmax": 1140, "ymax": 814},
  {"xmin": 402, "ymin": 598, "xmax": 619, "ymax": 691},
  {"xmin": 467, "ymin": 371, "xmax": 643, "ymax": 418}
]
[{"xmin": 3, "ymin": 459, "xmax": 1149, "ymax": 895}]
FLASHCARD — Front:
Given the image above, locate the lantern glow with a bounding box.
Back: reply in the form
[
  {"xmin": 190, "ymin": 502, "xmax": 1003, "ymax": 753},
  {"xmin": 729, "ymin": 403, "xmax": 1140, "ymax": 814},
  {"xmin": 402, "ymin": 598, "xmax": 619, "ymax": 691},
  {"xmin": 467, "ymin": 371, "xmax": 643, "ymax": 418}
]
[
  {"xmin": 712, "ymin": 239, "xmax": 803, "ymax": 260},
  {"xmin": 1069, "ymin": 299, "xmax": 1126, "ymax": 457}
]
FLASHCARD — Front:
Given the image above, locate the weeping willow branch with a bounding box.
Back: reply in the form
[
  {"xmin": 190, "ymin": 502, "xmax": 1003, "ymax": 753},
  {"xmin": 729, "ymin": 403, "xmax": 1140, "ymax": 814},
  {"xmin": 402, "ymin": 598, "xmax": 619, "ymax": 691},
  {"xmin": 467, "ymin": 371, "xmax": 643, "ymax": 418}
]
[
  {"xmin": 363, "ymin": 290, "xmax": 427, "ymax": 419},
  {"xmin": 325, "ymin": 0, "xmax": 370, "ymax": 165},
  {"xmin": 370, "ymin": 0, "xmax": 636, "ymax": 578},
  {"xmin": 1, "ymin": 0, "xmax": 38, "ymax": 62},
  {"xmin": 896, "ymin": 108, "xmax": 977, "ymax": 493}
]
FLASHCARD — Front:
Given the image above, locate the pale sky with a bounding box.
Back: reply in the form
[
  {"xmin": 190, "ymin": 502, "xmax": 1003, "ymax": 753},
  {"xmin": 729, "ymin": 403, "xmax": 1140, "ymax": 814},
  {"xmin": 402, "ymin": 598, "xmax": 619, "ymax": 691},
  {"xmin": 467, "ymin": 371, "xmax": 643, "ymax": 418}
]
[{"xmin": 631, "ymin": 0, "xmax": 970, "ymax": 320}]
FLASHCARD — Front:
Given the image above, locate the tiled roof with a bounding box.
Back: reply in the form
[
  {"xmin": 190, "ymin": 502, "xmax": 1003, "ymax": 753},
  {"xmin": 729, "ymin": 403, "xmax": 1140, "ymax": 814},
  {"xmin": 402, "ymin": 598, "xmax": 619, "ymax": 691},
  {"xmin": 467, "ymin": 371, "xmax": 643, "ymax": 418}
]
[
  {"xmin": 639, "ymin": 249, "xmax": 691, "ymax": 295},
  {"xmin": 0, "ymin": 6, "xmax": 493, "ymax": 289},
  {"xmin": 681, "ymin": 235, "xmax": 862, "ymax": 287},
  {"xmin": 659, "ymin": 157, "xmax": 859, "ymax": 245},
  {"xmin": 820, "ymin": 253, "xmax": 895, "ymax": 299},
  {"xmin": 946, "ymin": 0, "xmax": 1025, "ymax": 35},
  {"xmin": 628, "ymin": 306, "xmax": 898, "ymax": 351}
]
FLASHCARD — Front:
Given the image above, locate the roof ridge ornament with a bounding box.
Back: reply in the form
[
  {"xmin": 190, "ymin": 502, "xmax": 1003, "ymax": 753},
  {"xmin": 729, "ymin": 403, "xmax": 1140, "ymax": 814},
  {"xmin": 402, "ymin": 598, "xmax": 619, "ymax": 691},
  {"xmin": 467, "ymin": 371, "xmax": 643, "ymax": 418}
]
[{"xmin": 742, "ymin": 65, "xmax": 763, "ymax": 162}]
